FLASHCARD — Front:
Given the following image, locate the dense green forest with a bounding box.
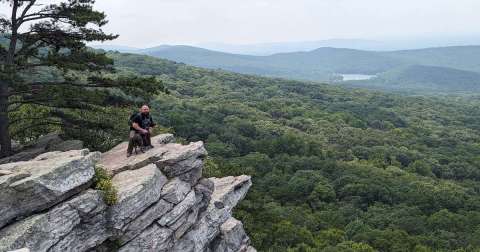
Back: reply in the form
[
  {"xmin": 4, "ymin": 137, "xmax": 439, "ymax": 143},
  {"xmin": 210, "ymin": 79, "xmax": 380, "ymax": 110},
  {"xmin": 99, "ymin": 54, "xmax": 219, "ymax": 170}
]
[
  {"xmin": 137, "ymin": 45, "xmax": 480, "ymax": 93},
  {"xmin": 110, "ymin": 52, "xmax": 480, "ymax": 251}
]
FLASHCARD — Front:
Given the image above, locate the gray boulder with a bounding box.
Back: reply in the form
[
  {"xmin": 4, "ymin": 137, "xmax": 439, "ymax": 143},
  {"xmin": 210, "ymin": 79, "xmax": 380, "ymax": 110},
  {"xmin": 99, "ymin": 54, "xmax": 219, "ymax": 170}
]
[
  {"xmin": 155, "ymin": 133, "xmax": 176, "ymax": 145},
  {"xmin": 47, "ymin": 190, "xmax": 110, "ymax": 252},
  {"xmin": 194, "ymin": 178, "xmax": 215, "ymax": 212},
  {"xmin": 0, "ymin": 190, "xmax": 106, "ymax": 252},
  {"xmin": 48, "ymin": 140, "xmax": 84, "ymax": 152},
  {"xmin": 158, "ymin": 190, "xmax": 197, "ymax": 227},
  {"xmin": 0, "ymin": 133, "xmax": 83, "ymax": 165},
  {"xmin": 161, "ymin": 177, "xmax": 192, "ymax": 204},
  {"xmin": 119, "ymin": 199, "xmax": 173, "ymax": 245},
  {"xmin": 110, "ymin": 163, "xmax": 168, "ymax": 230},
  {"xmin": 172, "ymin": 175, "xmax": 252, "ymax": 252},
  {"xmin": 155, "ymin": 141, "xmax": 207, "ymax": 178},
  {"xmin": 174, "ymin": 205, "xmax": 200, "ymax": 240},
  {"xmin": 118, "ymin": 224, "xmax": 174, "ymax": 252},
  {"xmin": 0, "ymin": 133, "xmax": 255, "ymax": 252},
  {"xmin": 210, "ymin": 217, "xmax": 251, "ymax": 252},
  {"xmin": 0, "ymin": 149, "xmax": 100, "ymax": 229}
]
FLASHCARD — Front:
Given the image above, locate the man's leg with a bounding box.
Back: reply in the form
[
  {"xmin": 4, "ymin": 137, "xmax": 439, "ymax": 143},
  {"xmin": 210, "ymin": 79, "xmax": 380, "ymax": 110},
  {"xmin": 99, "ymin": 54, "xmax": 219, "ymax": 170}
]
[
  {"xmin": 144, "ymin": 133, "xmax": 152, "ymax": 147},
  {"xmin": 127, "ymin": 130, "xmax": 136, "ymax": 156}
]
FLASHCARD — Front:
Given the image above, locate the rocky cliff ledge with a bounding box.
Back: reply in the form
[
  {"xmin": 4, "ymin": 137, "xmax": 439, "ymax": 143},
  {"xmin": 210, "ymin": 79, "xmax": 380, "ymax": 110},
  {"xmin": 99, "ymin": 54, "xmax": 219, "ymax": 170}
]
[{"xmin": 0, "ymin": 134, "xmax": 254, "ymax": 252}]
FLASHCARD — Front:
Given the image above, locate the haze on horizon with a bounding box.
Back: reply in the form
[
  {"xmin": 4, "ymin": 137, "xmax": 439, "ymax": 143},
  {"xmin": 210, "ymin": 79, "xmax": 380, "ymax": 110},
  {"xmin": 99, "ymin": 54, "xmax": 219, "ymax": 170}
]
[
  {"xmin": 91, "ymin": 0, "xmax": 480, "ymax": 48},
  {"xmin": 2, "ymin": 0, "xmax": 480, "ymax": 48}
]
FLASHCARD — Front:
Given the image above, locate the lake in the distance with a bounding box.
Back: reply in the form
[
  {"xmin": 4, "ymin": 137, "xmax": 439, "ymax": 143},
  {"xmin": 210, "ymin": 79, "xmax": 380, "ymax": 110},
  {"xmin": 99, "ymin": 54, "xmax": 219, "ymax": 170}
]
[{"xmin": 339, "ymin": 74, "xmax": 376, "ymax": 81}]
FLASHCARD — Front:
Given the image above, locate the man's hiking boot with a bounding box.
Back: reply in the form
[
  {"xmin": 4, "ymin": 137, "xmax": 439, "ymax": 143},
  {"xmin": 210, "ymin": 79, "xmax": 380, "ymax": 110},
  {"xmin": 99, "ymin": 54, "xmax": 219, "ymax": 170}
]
[{"xmin": 126, "ymin": 152, "xmax": 132, "ymax": 158}]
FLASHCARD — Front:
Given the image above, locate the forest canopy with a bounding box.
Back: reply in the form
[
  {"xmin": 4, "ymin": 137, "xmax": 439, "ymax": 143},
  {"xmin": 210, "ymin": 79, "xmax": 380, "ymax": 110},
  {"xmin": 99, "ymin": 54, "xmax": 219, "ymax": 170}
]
[{"xmin": 109, "ymin": 52, "xmax": 480, "ymax": 252}]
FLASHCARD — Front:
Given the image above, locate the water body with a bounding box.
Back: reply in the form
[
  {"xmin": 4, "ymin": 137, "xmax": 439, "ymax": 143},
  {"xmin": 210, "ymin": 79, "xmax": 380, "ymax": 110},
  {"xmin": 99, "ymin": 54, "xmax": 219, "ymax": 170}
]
[{"xmin": 339, "ymin": 74, "xmax": 376, "ymax": 81}]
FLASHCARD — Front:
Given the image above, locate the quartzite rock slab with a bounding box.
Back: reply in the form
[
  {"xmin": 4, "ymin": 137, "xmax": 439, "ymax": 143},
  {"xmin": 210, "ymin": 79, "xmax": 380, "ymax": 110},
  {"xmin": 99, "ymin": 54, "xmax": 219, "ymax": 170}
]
[
  {"xmin": 47, "ymin": 190, "xmax": 110, "ymax": 252},
  {"xmin": 118, "ymin": 224, "xmax": 173, "ymax": 252},
  {"xmin": 174, "ymin": 205, "xmax": 200, "ymax": 240},
  {"xmin": 172, "ymin": 175, "xmax": 252, "ymax": 252},
  {"xmin": 110, "ymin": 163, "xmax": 168, "ymax": 230},
  {"xmin": 155, "ymin": 142, "xmax": 207, "ymax": 178},
  {"xmin": 98, "ymin": 134, "xmax": 206, "ymax": 176},
  {"xmin": 210, "ymin": 217, "xmax": 250, "ymax": 252},
  {"xmin": 0, "ymin": 190, "xmax": 105, "ymax": 252},
  {"xmin": 161, "ymin": 177, "xmax": 192, "ymax": 204},
  {"xmin": 158, "ymin": 190, "xmax": 197, "ymax": 227},
  {"xmin": 119, "ymin": 199, "xmax": 173, "ymax": 245},
  {"xmin": 0, "ymin": 149, "xmax": 100, "ymax": 229}
]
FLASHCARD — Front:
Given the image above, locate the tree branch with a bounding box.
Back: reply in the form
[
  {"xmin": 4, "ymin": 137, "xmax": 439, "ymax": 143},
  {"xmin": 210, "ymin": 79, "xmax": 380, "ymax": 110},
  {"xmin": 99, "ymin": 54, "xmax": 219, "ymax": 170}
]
[
  {"xmin": 18, "ymin": 0, "xmax": 37, "ymax": 22},
  {"xmin": 9, "ymin": 115, "xmax": 53, "ymax": 125},
  {"xmin": 26, "ymin": 81, "xmax": 117, "ymax": 88},
  {"xmin": 10, "ymin": 121, "xmax": 62, "ymax": 136}
]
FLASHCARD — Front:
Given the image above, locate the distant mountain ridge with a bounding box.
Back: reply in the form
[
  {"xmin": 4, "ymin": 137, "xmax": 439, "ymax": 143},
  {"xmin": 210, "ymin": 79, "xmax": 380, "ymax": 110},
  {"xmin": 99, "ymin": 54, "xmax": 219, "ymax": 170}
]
[
  {"xmin": 91, "ymin": 35, "xmax": 480, "ymax": 55},
  {"xmin": 197, "ymin": 39, "xmax": 388, "ymax": 55},
  {"xmin": 92, "ymin": 43, "xmax": 480, "ymax": 93}
]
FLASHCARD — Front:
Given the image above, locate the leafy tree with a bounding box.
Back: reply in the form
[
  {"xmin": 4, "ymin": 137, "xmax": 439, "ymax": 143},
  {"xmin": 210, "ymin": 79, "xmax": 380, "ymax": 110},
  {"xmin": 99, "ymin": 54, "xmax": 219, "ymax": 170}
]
[
  {"xmin": 0, "ymin": 0, "xmax": 165, "ymax": 156},
  {"xmin": 93, "ymin": 50, "xmax": 480, "ymax": 251}
]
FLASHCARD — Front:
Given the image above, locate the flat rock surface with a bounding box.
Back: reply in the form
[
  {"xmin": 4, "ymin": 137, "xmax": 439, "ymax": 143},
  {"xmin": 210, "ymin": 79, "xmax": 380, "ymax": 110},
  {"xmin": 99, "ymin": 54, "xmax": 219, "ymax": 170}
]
[
  {"xmin": 98, "ymin": 134, "xmax": 206, "ymax": 176},
  {"xmin": 0, "ymin": 149, "xmax": 100, "ymax": 229}
]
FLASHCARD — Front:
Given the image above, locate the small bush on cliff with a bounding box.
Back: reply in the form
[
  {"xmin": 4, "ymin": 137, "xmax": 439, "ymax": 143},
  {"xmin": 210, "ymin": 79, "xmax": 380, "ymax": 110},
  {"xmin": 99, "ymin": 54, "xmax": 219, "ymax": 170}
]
[
  {"xmin": 203, "ymin": 156, "xmax": 223, "ymax": 178},
  {"xmin": 93, "ymin": 165, "xmax": 118, "ymax": 205}
]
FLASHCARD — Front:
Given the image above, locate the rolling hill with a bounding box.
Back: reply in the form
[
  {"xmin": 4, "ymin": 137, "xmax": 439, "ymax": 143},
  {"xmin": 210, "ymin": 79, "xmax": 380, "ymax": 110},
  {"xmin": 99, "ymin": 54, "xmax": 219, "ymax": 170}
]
[
  {"xmin": 382, "ymin": 46, "xmax": 480, "ymax": 73},
  {"xmin": 138, "ymin": 45, "xmax": 406, "ymax": 81},
  {"xmin": 131, "ymin": 45, "xmax": 480, "ymax": 93},
  {"xmin": 346, "ymin": 65, "xmax": 480, "ymax": 92}
]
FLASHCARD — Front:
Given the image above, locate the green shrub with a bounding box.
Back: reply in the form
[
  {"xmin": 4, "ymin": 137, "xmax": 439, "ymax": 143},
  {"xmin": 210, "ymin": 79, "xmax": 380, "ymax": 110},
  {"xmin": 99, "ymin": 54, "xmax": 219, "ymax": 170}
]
[{"xmin": 93, "ymin": 165, "xmax": 118, "ymax": 205}]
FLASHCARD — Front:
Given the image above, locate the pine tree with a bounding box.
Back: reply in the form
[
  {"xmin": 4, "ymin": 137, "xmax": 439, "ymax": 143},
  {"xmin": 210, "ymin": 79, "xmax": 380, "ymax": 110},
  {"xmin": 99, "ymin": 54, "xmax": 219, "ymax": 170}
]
[{"xmin": 0, "ymin": 0, "xmax": 165, "ymax": 157}]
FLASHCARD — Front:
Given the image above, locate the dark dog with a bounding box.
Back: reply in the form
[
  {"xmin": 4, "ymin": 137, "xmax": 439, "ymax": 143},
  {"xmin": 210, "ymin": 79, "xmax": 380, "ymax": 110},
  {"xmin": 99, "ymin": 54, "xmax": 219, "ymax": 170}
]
[{"xmin": 131, "ymin": 133, "xmax": 145, "ymax": 155}]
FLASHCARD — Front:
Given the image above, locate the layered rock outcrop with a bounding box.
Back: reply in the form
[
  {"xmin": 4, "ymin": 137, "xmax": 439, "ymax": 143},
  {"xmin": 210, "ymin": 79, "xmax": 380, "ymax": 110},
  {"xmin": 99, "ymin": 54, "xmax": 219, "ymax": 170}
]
[
  {"xmin": 0, "ymin": 133, "xmax": 84, "ymax": 165},
  {"xmin": 0, "ymin": 134, "xmax": 254, "ymax": 252}
]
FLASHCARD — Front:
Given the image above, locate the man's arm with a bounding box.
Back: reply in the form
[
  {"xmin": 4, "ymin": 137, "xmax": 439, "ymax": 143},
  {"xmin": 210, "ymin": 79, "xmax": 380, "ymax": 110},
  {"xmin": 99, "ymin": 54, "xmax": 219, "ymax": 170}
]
[{"xmin": 132, "ymin": 122, "xmax": 148, "ymax": 134}]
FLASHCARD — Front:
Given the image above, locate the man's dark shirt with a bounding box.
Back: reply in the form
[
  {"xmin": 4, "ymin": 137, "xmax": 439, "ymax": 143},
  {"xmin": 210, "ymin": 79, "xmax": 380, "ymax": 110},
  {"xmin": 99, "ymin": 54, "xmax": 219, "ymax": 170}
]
[{"xmin": 130, "ymin": 113, "xmax": 155, "ymax": 132}]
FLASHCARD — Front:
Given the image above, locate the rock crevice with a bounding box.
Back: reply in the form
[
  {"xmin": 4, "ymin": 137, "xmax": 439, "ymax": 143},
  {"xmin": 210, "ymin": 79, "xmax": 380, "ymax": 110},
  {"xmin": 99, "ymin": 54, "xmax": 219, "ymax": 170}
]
[{"xmin": 0, "ymin": 134, "xmax": 254, "ymax": 252}]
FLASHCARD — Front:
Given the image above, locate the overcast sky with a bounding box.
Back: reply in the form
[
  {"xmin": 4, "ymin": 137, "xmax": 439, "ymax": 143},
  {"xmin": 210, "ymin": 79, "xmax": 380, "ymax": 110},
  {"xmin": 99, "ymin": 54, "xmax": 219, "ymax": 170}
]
[{"xmin": 3, "ymin": 0, "xmax": 480, "ymax": 47}]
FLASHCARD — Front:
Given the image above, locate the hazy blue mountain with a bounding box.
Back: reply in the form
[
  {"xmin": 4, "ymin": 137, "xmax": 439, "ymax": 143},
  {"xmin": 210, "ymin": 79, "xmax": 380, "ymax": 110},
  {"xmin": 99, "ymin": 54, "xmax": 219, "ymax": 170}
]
[
  {"xmin": 197, "ymin": 35, "xmax": 480, "ymax": 55},
  {"xmin": 90, "ymin": 44, "xmax": 140, "ymax": 53},
  {"xmin": 383, "ymin": 46, "xmax": 480, "ymax": 72},
  {"xmin": 89, "ymin": 41, "xmax": 480, "ymax": 93},
  {"xmin": 197, "ymin": 39, "xmax": 389, "ymax": 55},
  {"xmin": 345, "ymin": 65, "xmax": 480, "ymax": 93},
  {"xmin": 140, "ymin": 46, "xmax": 408, "ymax": 81}
]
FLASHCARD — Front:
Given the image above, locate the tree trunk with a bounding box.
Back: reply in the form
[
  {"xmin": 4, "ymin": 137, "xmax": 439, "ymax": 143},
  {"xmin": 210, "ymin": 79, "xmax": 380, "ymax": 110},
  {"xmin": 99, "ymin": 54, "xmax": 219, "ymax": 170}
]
[
  {"xmin": 0, "ymin": 0, "xmax": 19, "ymax": 157},
  {"xmin": 0, "ymin": 83, "xmax": 11, "ymax": 157}
]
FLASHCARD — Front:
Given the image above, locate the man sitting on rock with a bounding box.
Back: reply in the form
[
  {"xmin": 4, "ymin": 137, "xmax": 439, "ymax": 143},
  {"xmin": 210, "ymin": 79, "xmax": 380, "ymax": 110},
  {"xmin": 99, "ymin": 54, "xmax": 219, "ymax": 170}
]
[{"xmin": 127, "ymin": 105, "xmax": 156, "ymax": 157}]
